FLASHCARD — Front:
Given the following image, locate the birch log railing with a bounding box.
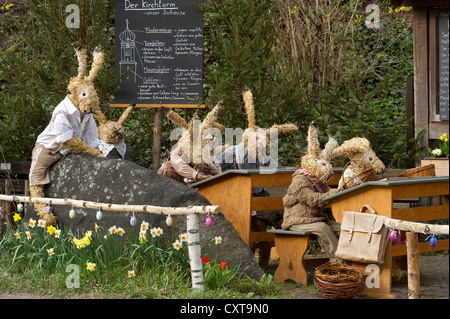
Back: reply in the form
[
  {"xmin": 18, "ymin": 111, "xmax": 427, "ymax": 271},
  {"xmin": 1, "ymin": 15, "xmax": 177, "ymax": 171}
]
[
  {"xmin": 0, "ymin": 194, "xmax": 221, "ymax": 290},
  {"xmin": 382, "ymin": 216, "xmax": 449, "ymax": 299}
]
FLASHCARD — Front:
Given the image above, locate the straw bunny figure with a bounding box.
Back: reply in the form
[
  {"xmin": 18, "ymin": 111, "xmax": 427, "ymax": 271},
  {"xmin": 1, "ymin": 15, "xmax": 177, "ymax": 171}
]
[
  {"xmin": 331, "ymin": 137, "xmax": 385, "ymax": 190},
  {"xmin": 281, "ymin": 121, "xmax": 342, "ymax": 260},
  {"xmin": 217, "ymin": 86, "xmax": 298, "ymax": 171},
  {"xmin": 158, "ymin": 101, "xmax": 225, "ymax": 184},
  {"xmin": 28, "ymin": 44, "xmax": 106, "ymax": 225},
  {"xmin": 95, "ymin": 104, "xmax": 135, "ymax": 160}
]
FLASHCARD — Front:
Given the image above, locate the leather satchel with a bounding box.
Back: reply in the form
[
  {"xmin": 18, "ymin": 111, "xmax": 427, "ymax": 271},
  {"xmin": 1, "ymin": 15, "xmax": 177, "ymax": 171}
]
[{"xmin": 335, "ymin": 205, "xmax": 389, "ymax": 264}]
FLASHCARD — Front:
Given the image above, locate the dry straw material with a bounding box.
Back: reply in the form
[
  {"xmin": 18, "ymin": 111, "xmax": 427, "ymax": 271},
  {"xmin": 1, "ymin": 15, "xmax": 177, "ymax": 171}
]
[
  {"xmin": 398, "ymin": 164, "xmax": 436, "ymax": 178},
  {"xmin": 314, "ymin": 262, "xmax": 365, "ymax": 299}
]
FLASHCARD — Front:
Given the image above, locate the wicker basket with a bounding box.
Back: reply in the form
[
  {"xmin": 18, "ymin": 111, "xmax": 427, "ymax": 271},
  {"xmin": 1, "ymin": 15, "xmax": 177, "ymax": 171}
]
[
  {"xmin": 314, "ymin": 262, "xmax": 365, "ymax": 299},
  {"xmin": 398, "ymin": 164, "xmax": 436, "ymax": 178},
  {"xmin": 342, "ymin": 167, "xmax": 376, "ymax": 190}
]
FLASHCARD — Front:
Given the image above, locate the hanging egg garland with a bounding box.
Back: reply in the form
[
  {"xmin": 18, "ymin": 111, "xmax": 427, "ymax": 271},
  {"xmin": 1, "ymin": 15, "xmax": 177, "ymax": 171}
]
[
  {"xmin": 166, "ymin": 214, "xmax": 173, "ymax": 226},
  {"xmin": 205, "ymin": 214, "xmax": 213, "ymax": 227},
  {"xmin": 430, "ymin": 235, "xmax": 437, "ymax": 248},
  {"xmin": 45, "ymin": 204, "xmax": 53, "ymax": 214},
  {"xmin": 96, "ymin": 207, "xmax": 103, "ymax": 221},
  {"xmin": 389, "ymin": 230, "xmax": 397, "ymax": 242},
  {"xmin": 17, "ymin": 203, "xmax": 24, "ymax": 213},
  {"xmin": 130, "ymin": 209, "xmax": 137, "ymax": 226}
]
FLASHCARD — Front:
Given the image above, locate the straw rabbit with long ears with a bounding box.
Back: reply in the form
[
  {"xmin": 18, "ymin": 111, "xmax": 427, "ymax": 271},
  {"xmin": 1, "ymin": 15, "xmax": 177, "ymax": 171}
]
[
  {"xmin": 331, "ymin": 137, "xmax": 385, "ymax": 190},
  {"xmin": 95, "ymin": 104, "xmax": 135, "ymax": 160},
  {"xmin": 28, "ymin": 44, "xmax": 106, "ymax": 225},
  {"xmin": 157, "ymin": 101, "xmax": 225, "ymax": 183},
  {"xmin": 281, "ymin": 121, "xmax": 341, "ymax": 259},
  {"xmin": 217, "ymin": 87, "xmax": 298, "ymax": 171}
]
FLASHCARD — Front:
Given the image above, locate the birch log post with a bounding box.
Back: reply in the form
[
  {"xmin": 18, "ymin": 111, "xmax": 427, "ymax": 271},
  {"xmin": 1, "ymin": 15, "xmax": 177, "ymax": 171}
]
[
  {"xmin": 187, "ymin": 213, "xmax": 204, "ymax": 290},
  {"xmin": 406, "ymin": 232, "xmax": 420, "ymax": 299}
]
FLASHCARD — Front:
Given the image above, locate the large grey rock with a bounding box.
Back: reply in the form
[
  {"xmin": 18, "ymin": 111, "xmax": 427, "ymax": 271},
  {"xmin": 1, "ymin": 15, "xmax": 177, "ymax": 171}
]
[{"xmin": 28, "ymin": 153, "xmax": 262, "ymax": 279}]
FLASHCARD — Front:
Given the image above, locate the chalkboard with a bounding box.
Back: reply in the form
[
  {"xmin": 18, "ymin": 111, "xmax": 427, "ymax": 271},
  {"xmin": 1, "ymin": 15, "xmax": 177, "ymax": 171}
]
[
  {"xmin": 439, "ymin": 10, "xmax": 449, "ymax": 121},
  {"xmin": 113, "ymin": 0, "xmax": 204, "ymax": 107}
]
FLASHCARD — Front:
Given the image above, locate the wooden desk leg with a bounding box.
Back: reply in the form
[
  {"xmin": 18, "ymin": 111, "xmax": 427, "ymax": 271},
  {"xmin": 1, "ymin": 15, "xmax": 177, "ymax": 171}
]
[{"xmin": 273, "ymin": 235, "xmax": 309, "ymax": 286}]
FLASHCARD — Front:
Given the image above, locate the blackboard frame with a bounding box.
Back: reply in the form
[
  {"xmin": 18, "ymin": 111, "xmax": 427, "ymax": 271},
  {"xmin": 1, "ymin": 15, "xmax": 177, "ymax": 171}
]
[{"xmin": 111, "ymin": 0, "xmax": 205, "ymax": 110}]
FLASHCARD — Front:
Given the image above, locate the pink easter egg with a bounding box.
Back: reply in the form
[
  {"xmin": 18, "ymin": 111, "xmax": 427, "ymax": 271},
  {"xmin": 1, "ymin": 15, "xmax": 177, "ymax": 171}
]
[
  {"xmin": 205, "ymin": 216, "xmax": 213, "ymax": 227},
  {"xmin": 390, "ymin": 230, "xmax": 397, "ymax": 242}
]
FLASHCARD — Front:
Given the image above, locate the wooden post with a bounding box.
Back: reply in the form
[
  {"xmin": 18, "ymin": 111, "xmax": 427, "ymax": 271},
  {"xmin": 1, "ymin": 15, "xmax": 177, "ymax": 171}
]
[
  {"xmin": 187, "ymin": 213, "xmax": 204, "ymax": 290},
  {"xmin": 406, "ymin": 232, "xmax": 420, "ymax": 299},
  {"xmin": 152, "ymin": 108, "xmax": 162, "ymax": 171}
]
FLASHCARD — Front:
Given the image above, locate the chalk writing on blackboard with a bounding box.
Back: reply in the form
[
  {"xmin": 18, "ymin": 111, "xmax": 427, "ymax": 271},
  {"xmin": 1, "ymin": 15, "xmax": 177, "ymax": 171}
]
[
  {"xmin": 439, "ymin": 11, "xmax": 449, "ymax": 121},
  {"xmin": 114, "ymin": 0, "xmax": 203, "ymax": 106}
]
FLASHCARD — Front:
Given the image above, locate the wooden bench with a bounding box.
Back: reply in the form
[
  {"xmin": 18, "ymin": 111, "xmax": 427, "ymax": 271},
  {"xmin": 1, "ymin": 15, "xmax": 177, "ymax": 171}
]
[{"xmin": 267, "ymin": 229, "xmax": 318, "ymax": 286}]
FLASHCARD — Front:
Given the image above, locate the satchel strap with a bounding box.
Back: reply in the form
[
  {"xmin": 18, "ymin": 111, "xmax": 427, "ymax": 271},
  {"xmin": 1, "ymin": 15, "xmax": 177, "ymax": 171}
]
[{"xmin": 359, "ymin": 204, "xmax": 376, "ymax": 214}]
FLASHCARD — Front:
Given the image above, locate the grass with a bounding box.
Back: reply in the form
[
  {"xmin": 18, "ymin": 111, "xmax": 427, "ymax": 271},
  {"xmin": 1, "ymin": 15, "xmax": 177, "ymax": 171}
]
[{"xmin": 0, "ymin": 217, "xmax": 310, "ymax": 299}]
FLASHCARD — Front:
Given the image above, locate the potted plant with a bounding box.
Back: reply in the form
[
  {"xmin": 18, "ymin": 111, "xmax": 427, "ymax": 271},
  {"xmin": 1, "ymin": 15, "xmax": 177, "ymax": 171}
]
[{"xmin": 421, "ymin": 133, "xmax": 449, "ymax": 177}]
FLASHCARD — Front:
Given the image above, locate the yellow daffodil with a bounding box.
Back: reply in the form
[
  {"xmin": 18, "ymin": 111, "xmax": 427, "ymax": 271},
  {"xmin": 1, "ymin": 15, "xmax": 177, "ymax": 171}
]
[
  {"xmin": 13, "ymin": 213, "xmax": 21, "ymax": 222},
  {"xmin": 86, "ymin": 262, "xmax": 96, "ymax": 271},
  {"xmin": 47, "ymin": 225, "xmax": 56, "ymax": 235}
]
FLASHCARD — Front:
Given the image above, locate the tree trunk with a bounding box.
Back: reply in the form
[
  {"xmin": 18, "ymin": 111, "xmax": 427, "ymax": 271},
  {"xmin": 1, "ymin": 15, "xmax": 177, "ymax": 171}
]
[
  {"xmin": 152, "ymin": 108, "xmax": 162, "ymax": 171},
  {"xmin": 187, "ymin": 213, "xmax": 204, "ymax": 290}
]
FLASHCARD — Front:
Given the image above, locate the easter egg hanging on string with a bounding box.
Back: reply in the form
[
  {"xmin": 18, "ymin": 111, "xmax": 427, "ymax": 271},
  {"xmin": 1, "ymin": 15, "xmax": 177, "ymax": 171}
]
[
  {"xmin": 17, "ymin": 204, "xmax": 24, "ymax": 213},
  {"xmin": 166, "ymin": 215, "xmax": 173, "ymax": 226},
  {"xmin": 69, "ymin": 209, "xmax": 76, "ymax": 219},
  {"xmin": 430, "ymin": 235, "xmax": 437, "ymax": 248},
  {"xmin": 96, "ymin": 209, "xmax": 103, "ymax": 221},
  {"xmin": 45, "ymin": 204, "xmax": 53, "ymax": 214},
  {"xmin": 130, "ymin": 216, "xmax": 137, "ymax": 226},
  {"xmin": 205, "ymin": 215, "xmax": 212, "ymax": 227},
  {"xmin": 389, "ymin": 230, "xmax": 397, "ymax": 242}
]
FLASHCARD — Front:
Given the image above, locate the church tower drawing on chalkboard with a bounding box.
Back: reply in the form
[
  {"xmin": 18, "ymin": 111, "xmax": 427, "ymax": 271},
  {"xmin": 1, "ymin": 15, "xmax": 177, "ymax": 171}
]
[{"xmin": 119, "ymin": 19, "xmax": 137, "ymax": 83}]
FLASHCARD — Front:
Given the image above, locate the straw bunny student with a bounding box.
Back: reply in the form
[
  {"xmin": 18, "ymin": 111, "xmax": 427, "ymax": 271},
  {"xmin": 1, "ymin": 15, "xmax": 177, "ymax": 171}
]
[
  {"xmin": 216, "ymin": 86, "xmax": 298, "ymax": 171},
  {"xmin": 28, "ymin": 44, "xmax": 106, "ymax": 225},
  {"xmin": 331, "ymin": 137, "xmax": 385, "ymax": 190},
  {"xmin": 214, "ymin": 87, "xmax": 298, "ymax": 268},
  {"xmin": 157, "ymin": 101, "xmax": 225, "ymax": 184},
  {"xmin": 281, "ymin": 121, "xmax": 341, "ymax": 260},
  {"xmin": 94, "ymin": 104, "xmax": 135, "ymax": 160}
]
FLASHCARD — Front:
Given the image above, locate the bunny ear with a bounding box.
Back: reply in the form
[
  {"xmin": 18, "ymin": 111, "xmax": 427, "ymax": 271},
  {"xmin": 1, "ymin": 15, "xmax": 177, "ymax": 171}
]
[
  {"xmin": 118, "ymin": 104, "xmax": 135, "ymax": 125},
  {"xmin": 87, "ymin": 46, "xmax": 105, "ymax": 81},
  {"xmin": 242, "ymin": 87, "xmax": 256, "ymax": 129},
  {"xmin": 267, "ymin": 123, "xmax": 298, "ymax": 136},
  {"xmin": 73, "ymin": 42, "xmax": 88, "ymax": 79},
  {"xmin": 201, "ymin": 100, "xmax": 224, "ymax": 130},
  {"xmin": 331, "ymin": 137, "xmax": 369, "ymax": 159},
  {"xmin": 321, "ymin": 135, "xmax": 340, "ymax": 161},
  {"xmin": 165, "ymin": 108, "xmax": 189, "ymax": 129},
  {"xmin": 306, "ymin": 121, "xmax": 321, "ymax": 158}
]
